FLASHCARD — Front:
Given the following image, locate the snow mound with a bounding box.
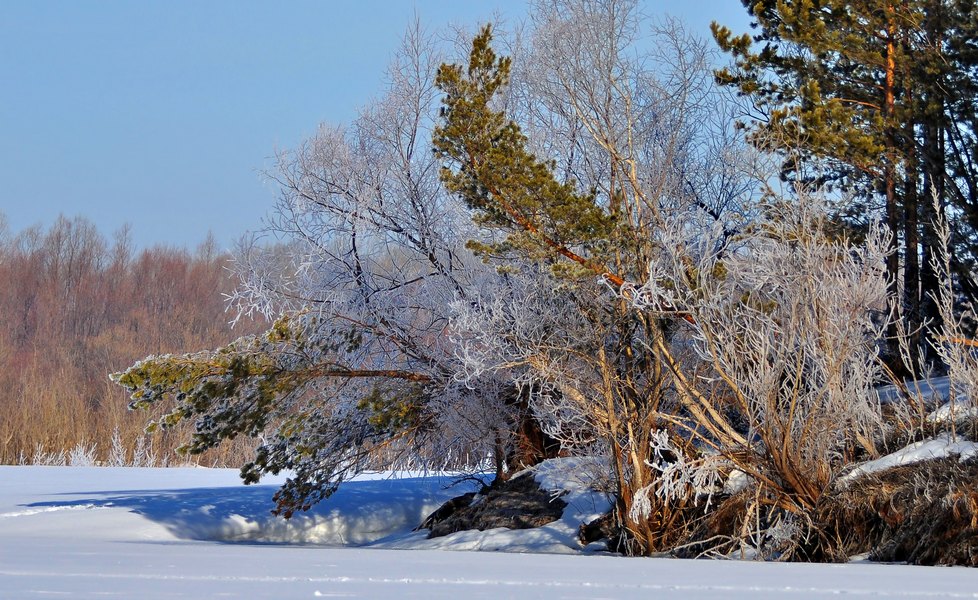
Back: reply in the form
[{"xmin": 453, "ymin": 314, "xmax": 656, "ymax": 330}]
[
  {"xmin": 376, "ymin": 457, "xmax": 614, "ymax": 554},
  {"xmin": 200, "ymin": 474, "xmax": 478, "ymax": 545},
  {"xmin": 838, "ymin": 433, "xmax": 978, "ymax": 485},
  {"xmin": 927, "ymin": 400, "xmax": 978, "ymax": 424}
]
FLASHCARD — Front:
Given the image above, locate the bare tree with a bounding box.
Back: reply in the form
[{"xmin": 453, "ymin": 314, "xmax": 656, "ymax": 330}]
[{"xmin": 115, "ymin": 22, "xmax": 566, "ymax": 516}]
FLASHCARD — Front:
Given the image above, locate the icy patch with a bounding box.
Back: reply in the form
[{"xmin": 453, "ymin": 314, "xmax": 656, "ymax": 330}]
[
  {"xmin": 875, "ymin": 376, "xmax": 952, "ymax": 405},
  {"xmin": 838, "ymin": 433, "xmax": 978, "ymax": 485}
]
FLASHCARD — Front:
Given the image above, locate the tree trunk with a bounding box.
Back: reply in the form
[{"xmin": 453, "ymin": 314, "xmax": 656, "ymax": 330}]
[
  {"xmin": 884, "ymin": 9, "xmax": 907, "ymax": 376},
  {"xmin": 904, "ymin": 55, "xmax": 921, "ymax": 373},
  {"xmin": 502, "ymin": 383, "xmax": 562, "ymax": 475},
  {"xmin": 920, "ymin": 2, "xmax": 947, "ymax": 364}
]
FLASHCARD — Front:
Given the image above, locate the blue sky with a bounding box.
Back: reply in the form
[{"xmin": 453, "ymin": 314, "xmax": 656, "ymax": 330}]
[{"xmin": 1, "ymin": 1, "xmax": 751, "ymax": 249}]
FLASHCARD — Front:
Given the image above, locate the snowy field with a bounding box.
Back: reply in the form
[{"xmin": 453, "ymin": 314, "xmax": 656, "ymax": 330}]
[{"xmin": 2, "ymin": 466, "xmax": 978, "ymax": 599}]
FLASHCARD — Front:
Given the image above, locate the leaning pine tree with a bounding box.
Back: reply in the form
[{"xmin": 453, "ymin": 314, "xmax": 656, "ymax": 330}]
[{"xmin": 112, "ymin": 23, "xmax": 562, "ymax": 518}]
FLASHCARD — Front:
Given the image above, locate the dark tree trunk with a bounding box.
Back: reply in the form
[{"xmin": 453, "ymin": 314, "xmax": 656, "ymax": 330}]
[
  {"xmin": 500, "ymin": 383, "xmax": 562, "ymax": 476},
  {"xmin": 920, "ymin": 1, "xmax": 947, "ymax": 363},
  {"xmin": 903, "ymin": 28, "xmax": 922, "ymax": 373},
  {"xmin": 884, "ymin": 12, "xmax": 909, "ymax": 377}
]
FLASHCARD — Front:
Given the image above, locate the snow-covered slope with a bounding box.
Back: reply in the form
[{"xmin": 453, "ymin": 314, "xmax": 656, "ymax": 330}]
[
  {"xmin": 839, "ymin": 433, "xmax": 978, "ymax": 485},
  {"xmin": 2, "ymin": 465, "xmax": 978, "ymax": 599}
]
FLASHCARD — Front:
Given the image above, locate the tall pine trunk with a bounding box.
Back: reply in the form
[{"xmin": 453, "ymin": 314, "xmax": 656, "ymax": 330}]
[
  {"xmin": 903, "ymin": 34, "xmax": 921, "ymax": 372},
  {"xmin": 884, "ymin": 8, "xmax": 906, "ymax": 375},
  {"xmin": 920, "ymin": 1, "xmax": 947, "ymax": 361}
]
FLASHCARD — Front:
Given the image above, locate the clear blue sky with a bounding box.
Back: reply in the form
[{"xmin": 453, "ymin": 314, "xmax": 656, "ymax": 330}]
[{"xmin": 1, "ymin": 1, "xmax": 751, "ymax": 249}]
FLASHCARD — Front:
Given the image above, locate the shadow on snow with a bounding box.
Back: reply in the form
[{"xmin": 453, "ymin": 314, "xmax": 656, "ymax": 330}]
[{"xmin": 23, "ymin": 475, "xmax": 471, "ymax": 546}]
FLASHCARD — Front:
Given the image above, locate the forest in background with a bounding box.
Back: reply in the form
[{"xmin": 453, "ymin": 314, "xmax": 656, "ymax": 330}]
[{"xmin": 0, "ymin": 213, "xmax": 264, "ymax": 465}]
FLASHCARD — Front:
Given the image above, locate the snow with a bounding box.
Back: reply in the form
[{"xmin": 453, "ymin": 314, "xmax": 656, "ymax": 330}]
[
  {"xmin": 928, "ymin": 400, "xmax": 978, "ymax": 424},
  {"xmin": 838, "ymin": 433, "xmax": 978, "ymax": 485},
  {"xmin": 875, "ymin": 376, "xmax": 954, "ymax": 405},
  {"xmin": 3, "ymin": 465, "xmax": 978, "ymax": 598},
  {"xmin": 377, "ymin": 457, "xmax": 614, "ymax": 554},
  {"xmin": 875, "ymin": 375, "xmax": 978, "ymax": 423}
]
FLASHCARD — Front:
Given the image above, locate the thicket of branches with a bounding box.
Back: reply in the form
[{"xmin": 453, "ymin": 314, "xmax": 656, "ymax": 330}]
[
  {"xmin": 113, "ymin": 0, "xmax": 978, "ymax": 561},
  {"xmin": 0, "ymin": 214, "xmax": 264, "ymax": 465}
]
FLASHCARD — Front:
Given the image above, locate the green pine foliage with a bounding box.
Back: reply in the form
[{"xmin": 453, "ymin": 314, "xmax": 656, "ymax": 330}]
[
  {"xmin": 114, "ymin": 312, "xmax": 361, "ymax": 453},
  {"xmin": 713, "ymin": 0, "xmax": 978, "ymax": 364},
  {"xmin": 433, "ymin": 25, "xmax": 616, "ymax": 274},
  {"xmin": 113, "ymin": 312, "xmax": 428, "ymax": 517},
  {"xmin": 712, "ymin": 1, "xmax": 898, "ymax": 187}
]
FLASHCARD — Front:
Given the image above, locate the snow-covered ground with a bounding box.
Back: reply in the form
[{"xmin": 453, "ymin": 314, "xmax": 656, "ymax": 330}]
[
  {"xmin": 838, "ymin": 432, "xmax": 978, "ymax": 485},
  {"xmin": 3, "ymin": 466, "xmax": 978, "ymax": 599}
]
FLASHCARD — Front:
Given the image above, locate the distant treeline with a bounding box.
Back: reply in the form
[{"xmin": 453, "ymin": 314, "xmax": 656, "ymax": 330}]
[{"xmin": 0, "ymin": 214, "xmax": 265, "ymax": 465}]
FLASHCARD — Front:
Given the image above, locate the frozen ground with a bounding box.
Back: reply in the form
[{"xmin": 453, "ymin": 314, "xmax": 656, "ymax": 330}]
[{"xmin": 2, "ymin": 466, "xmax": 978, "ymax": 599}]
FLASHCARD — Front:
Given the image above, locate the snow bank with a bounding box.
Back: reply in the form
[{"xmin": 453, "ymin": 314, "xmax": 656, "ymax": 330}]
[
  {"xmin": 198, "ymin": 473, "xmax": 479, "ymax": 545},
  {"xmin": 839, "ymin": 433, "xmax": 978, "ymax": 485},
  {"xmin": 0, "ymin": 460, "xmax": 612, "ymax": 554},
  {"xmin": 0, "ymin": 466, "xmax": 477, "ymax": 547}
]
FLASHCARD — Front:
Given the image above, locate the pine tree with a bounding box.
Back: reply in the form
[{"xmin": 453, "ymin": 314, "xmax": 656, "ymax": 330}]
[
  {"xmin": 713, "ymin": 0, "xmax": 978, "ymax": 369},
  {"xmin": 433, "ymin": 25, "xmax": 620, "ymax": 283}
]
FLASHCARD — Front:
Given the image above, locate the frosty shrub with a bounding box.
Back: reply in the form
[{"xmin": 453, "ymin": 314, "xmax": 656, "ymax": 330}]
[
  {"xmin": 107, "ymin": 427, "xmax": 127, "ymax": 467},
  {"xmin": 646, "ymin": 193, "xmax": 890, "ymax": 511},
  {"xmin": 67, "ymin": 442, "xmax": 98, "ymax": 467},
  {"xmin": 928, "ymin": 195, "xmax": 978, "ymax": 433},
  {"xmin": 114, "ymin": 0, "xmax": 931, "ymax": 559}
]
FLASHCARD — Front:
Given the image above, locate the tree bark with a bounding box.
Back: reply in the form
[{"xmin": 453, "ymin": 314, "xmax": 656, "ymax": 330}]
[{"xmin": 883, "ymin": 7, "xmax": 907, "ymax": 376}]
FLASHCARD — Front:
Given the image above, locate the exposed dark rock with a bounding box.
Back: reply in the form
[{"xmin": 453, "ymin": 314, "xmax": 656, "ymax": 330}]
[
  {"xmin": 578, "ymin": 511, "xmax": 614, "ymax": 545},
  {"xmin": 420, "ymin": 472, "xmax": 567, "ymax": 538},
  {"xmin": 414, "ymin": 492, "xmax": 476, "ymax": 532}
]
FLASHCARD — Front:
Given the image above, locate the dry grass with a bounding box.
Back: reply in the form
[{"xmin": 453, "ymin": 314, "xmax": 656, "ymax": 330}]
[{"xmin": 817, "ymin": 456, "xmax": 978, "ymax": 566}]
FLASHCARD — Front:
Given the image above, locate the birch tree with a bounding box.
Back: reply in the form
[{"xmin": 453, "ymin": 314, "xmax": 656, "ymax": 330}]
[{"xmin": 115, "ymin": 24, "xmax": 560, "ymax": 517}]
